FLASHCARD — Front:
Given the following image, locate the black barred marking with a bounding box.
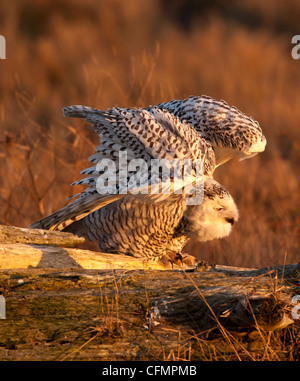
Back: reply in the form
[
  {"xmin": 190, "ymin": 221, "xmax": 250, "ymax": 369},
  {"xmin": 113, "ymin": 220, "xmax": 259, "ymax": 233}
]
[
  {"xmin": 31, "ymin": 95, "xmax": 259, "ymax": 259},
  {"xmin": 152, "ymin": 95, "xmax": 265, "ymax": 154}
]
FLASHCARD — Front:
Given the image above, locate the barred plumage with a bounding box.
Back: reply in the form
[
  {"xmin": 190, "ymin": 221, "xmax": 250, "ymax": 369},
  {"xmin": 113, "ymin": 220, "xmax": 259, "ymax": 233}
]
[
  {"xmin": 64, "ymin": 179, "xmax": 238, "ymax": 262},
  {"xmin": 31, "ymin": 106, "xmax": 215, "ymax": 231},
  {"xmin": 30, "ymin": 95, "xmax": 266, "ymax": 267},
  {"xmin": 151, "ymin": 95, "xmax": 266, "ymax": 166}
]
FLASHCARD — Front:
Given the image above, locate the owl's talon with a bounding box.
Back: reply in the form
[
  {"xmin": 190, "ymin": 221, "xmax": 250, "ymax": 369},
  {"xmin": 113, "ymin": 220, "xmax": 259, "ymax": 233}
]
[
  {"xmin": 158, "ymin": 251, "xmax": 198, "ymax": 269},
  {"xmin": 175, "ymin": 252, "xmax": 183, "ymax": 265}
]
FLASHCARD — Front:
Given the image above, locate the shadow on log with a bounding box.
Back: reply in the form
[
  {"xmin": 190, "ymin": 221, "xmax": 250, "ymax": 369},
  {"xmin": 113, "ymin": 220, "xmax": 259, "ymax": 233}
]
[
  {"xmin": 151, "ymin": 264, "xmax": 300, "ymax": 336},
  {"xmin": 0, "ymin": 225, "xmax": 299, "ymax": 360},
  {"xmin": 153, "ymin": 288, "xmax": 293, "ymax": 335}
]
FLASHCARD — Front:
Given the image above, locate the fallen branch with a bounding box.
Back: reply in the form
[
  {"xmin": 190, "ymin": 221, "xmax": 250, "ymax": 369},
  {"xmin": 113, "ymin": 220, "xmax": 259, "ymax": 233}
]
[
  {"xmin": 0, "ymin": 224, "xmax": 299, "ymax": 360},
  {"xmin": 0, "ymin": 224, "xmax": 84, "ymax": 246}
]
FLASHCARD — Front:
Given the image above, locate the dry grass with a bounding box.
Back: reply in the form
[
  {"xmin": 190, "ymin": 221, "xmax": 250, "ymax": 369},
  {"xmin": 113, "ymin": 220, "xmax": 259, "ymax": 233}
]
[
  {"xmin": 52, "ymin": 267, "xmax": 299, "ymax": 361},
  {"xmin": 0, "ymin": 0, "xmax": 299, "ymax": 267}
]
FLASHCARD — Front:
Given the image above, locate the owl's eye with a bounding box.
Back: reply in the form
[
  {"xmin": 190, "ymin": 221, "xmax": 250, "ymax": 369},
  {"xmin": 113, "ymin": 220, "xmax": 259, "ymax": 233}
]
[{"xmin": 214, "ymin": 207, "xmax": 223, "ymax": 211}]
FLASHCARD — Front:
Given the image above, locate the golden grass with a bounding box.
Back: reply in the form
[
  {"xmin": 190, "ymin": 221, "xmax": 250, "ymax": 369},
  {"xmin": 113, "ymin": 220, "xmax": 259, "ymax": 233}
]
[{"xmin": 0, "ymin": 0, "xmax": 299, "ymax": 267}]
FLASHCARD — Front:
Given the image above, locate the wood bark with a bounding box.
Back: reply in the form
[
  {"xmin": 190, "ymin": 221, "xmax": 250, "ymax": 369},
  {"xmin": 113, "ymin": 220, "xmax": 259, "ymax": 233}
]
[
  {"xmin": 0, "ymin": 224, "xmax": 299, "ymax": 360},
  {"xmin": 0, "ymin": 224, "xmax": 84, "ymax": 246}
]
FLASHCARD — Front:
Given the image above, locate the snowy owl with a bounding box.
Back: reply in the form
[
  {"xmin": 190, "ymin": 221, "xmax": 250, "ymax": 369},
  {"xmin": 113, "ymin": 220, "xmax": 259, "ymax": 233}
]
[
  {"xmin": 30, "ymin": 95, "xmax": 266, "ymax": 267},
  {"xmin": 63, "ymin": 178, "xmax": 238, "ymax": 266}
]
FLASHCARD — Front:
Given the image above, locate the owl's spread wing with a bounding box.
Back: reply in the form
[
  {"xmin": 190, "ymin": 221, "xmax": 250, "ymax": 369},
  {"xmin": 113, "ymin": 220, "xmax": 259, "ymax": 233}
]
[
  {"xmin": 152, "ymin": 95, "xmax": 267, "ymax": 167},
  {"xmin": 30, "ymin": 106, "xmax": 215, "ymax": 231}
]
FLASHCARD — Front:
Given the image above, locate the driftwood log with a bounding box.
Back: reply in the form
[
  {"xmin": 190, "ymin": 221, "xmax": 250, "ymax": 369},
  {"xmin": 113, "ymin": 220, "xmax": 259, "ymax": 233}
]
[
  {"xmin": 0, "ymin": 224, "xmax": 299, "ymax": 360},
  {"xmin": 0, "ymin": 224, "xmax": 85, "ymax": 246}
]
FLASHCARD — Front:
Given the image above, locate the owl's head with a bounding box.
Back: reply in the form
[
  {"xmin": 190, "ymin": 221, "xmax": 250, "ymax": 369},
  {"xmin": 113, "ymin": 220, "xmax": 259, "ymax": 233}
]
[{"xmin": 184, "ymin": 178, "xmax": 239, "ymax": 242}]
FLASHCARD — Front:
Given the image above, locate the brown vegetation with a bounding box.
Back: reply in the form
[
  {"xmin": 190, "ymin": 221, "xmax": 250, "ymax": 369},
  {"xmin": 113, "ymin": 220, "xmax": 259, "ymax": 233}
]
[{"xmin": 0, "ymin": 0, "xmax": 299, "ymax": 268}]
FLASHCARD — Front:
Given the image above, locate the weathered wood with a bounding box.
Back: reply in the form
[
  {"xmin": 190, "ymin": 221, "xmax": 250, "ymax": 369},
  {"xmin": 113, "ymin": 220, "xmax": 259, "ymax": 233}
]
[
  {"xmin": 0, "ymin": 243, "xmax": 167, "ymax": 270},
  {"xmin": 0, "ymin": 265, "xmax": 298, "ymax": 360},
  {"xmin": 0, "ymin": 225, "xmax": 85, "ymax": 246},
  {"xmin": 0, "ymin": 242, "xmax": 299, "ymax": 276},
  {"xmin": 0, "ymin": 225, "xmax": 299, "ymax": 360},
  {"xmin": 152, "ymin": 278, "xmax": 294, "ymax": 335}
]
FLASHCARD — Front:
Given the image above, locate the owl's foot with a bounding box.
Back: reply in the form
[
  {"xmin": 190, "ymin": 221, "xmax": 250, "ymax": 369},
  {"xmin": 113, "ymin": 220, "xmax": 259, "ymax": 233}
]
[{"xmin": 157, "ymin": 251, "xmax": 199, "ymax": 270}]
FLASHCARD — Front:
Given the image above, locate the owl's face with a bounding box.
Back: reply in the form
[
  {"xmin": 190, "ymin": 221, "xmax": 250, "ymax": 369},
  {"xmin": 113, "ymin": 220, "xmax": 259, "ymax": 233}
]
[
  {"xmin": 198, "ymin": 193, "xmax": 239, "ymax": 241},
  {"xmin": 184, "ymin": 179, "xmax": 239, "ymax": 242}
]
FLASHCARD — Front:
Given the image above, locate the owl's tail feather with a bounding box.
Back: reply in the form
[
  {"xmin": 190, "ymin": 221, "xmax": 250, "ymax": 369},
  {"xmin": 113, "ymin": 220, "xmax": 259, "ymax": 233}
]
[
  {"xmin": 30, "ymin": 193, "xmax": 123, "ymax": 231},
  {"xmin": 62, "ymin": 105, "xmax": 105, "ymax": 122}
]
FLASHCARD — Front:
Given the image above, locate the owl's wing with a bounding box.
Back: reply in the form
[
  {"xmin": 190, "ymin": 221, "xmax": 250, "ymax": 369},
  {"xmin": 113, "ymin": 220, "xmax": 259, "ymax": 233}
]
[
  {"xmin": 30, "ymin": 192, "xmax": 123, "ymax": 231},
  {"xmin": 152, "ymin": 95, "xmax": 267, "ymax": 167},
  {"xmin": 30, "ymin": 107, "xmax": 215, "ymax": 231}
]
